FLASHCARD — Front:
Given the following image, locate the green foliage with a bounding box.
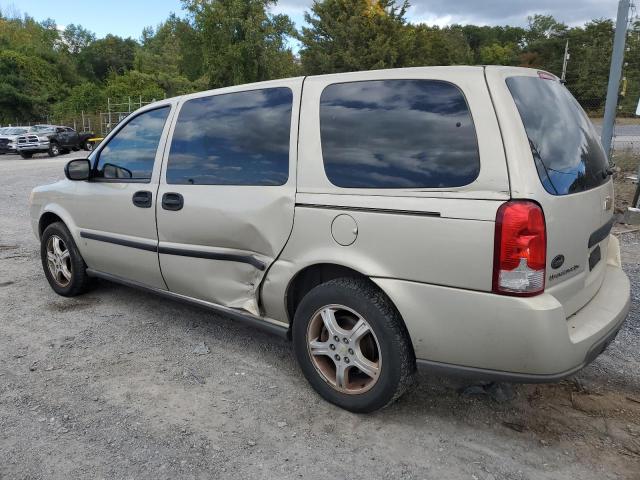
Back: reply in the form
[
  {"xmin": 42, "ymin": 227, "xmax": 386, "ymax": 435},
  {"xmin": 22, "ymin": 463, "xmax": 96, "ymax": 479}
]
[
  {"xmin": 182, "ymin": 0, "xmax": 298, "ymax": 88},
  {"xmin": 77, "ymin": 34, "xmax": 137, "ymax": 81},
  {"xmin": 0, "ymin": 49, "xmax": 62, "ymax": 122},
  {"xmin": 479, "ymin": 43, "xmax": 517, "ymax": 65},
  {"xmin": 104, "ymin": 70, "xmax": 165, "ymax": 101},
  {"xmin": 1, "ymin": 2, "xmax": 640, "ymax": 123},
  {"xmin": 299, "ymin": 0, "xmax": 412, "ymax": 74}
]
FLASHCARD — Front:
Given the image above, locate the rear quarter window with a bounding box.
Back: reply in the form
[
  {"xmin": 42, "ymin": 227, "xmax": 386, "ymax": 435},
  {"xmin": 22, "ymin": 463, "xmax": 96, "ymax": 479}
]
[
  {"xmin": 319, "ymin": 79, "xmax": 480, "ymax": 189},
  {"xmin": 506, "ymin": 76, "xmax": 609, "ymax": 195}
]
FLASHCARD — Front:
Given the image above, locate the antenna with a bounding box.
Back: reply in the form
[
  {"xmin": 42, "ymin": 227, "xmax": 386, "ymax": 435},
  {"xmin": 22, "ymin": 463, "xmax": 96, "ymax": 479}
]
[{"xmin": 560, "ymin": 40, "xmax": 569, "ymax": 84}]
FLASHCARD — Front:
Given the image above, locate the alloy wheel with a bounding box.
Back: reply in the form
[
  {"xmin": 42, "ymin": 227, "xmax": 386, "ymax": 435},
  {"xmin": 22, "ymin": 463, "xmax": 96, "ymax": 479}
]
[
  {"xmin": 306, "ymin": 304, "xmax": 382, "ymax": 394},
  {"xmin": 46, "ymin": 235, "xmax": 72, "ymax": 287}
]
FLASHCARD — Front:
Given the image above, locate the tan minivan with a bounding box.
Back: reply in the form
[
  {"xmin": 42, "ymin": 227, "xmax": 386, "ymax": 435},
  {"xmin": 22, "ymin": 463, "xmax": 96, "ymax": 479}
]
[{"xmin": 30, "ymin": 66, "xmax": 631, "ymax": 412}]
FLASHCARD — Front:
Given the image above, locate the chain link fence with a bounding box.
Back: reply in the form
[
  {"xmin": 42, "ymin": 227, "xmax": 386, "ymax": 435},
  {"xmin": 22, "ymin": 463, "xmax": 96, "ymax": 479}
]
[{"xmin": 0, "ymin": 97, "xmax": 157, "ymax": 137}]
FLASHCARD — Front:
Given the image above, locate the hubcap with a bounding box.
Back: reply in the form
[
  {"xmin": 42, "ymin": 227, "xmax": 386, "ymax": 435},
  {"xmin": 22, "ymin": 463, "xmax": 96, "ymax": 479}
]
[
  {"xmin": 46, "ymin": 235, "xmax": 72, "ymax": 287},
  {"xmin": 306, "ymin": 305, "xmax": 381, "ymax": 395}
]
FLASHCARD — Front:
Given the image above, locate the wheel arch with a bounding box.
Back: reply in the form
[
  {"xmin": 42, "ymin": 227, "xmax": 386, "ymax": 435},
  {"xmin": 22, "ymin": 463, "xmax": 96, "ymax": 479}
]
[
  {"xmin": 39, "ymin": 211, "xmax": 64, "ymax": 239},
  {"xmin": 37, "ymin": 205, "xmax": 78, "ymax": 241},
  {"xmin": 283, "ymin": 263, "xmax": 415, "ymax": 357}
]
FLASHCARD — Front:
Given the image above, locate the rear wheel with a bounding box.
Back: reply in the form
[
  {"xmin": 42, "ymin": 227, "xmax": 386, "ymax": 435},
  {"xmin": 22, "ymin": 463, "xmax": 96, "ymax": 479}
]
[
  {"xmin": 293, "ymin": 277, "xmax": 415, "ymax": 412},
  {"xmin": 48, "ymin": 143, "xmax": 59, "ymax": 157},
  {"xmin": 41, "ymin": 222, "xmax": 90, "ymax": 296}
]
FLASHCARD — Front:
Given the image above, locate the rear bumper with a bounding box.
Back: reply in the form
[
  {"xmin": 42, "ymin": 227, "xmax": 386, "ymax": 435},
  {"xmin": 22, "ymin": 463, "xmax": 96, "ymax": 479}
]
[{"xmin": 372, "ymin": 238, "xmax": 630, "ymax": 380}]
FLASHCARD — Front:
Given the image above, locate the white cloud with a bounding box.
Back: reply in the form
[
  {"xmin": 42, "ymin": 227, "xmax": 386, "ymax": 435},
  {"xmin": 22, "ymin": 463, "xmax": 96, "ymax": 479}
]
[{"xmin": 271, "ymin": 0, "xmax": 619, "ymax": 28}]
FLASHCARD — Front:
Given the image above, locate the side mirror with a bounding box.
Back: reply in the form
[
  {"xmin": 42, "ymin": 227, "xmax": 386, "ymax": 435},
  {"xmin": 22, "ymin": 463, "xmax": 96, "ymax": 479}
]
[{"xmin": 64, "ymin": 159, "xmax": 91, "ymax": 181}]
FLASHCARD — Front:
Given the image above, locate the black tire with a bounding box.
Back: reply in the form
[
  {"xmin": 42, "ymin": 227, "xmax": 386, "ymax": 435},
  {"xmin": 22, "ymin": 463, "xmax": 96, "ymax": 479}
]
[
  {"xmin": 20, "ymin": 152, "xmax": 33, "ymax": 159},
  {"xmin": 40, "ymin": 222, "xmax": 91, "ymax": 297},
  {"xmin": 292, "ymin": 277, "xmax": 415, "ymax": 413},
  {"xmin": 48, "ymin": 142, "xmax": 59, "ymax": 157},
  {"xmin": 72, "ymin": 146, "xmax": 80, "ymax": 151},
  {"xmin": 83, "ymin": 141, "xmax": 93, "ymax": 151}
]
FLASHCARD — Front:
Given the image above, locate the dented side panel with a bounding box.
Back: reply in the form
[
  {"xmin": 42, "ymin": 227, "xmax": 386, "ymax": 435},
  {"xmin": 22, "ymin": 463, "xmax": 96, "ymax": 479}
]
[{"xmin": 155, "ymin": 78, "xmax": 302, "ymax": 313}]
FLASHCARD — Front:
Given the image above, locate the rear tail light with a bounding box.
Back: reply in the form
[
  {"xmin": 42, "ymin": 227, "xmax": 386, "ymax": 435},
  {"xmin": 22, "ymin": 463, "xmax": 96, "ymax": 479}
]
[{"xmin": 493, "ymin": 200, "xmax": 546, "ymax": 296}]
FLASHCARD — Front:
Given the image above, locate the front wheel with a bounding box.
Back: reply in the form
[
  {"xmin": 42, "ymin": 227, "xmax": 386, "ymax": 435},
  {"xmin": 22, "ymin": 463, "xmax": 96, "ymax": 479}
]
[
  {"xmin": 48, "ymin": 143, "xmax": 59, "ymax": 157},
  {"xmin": 292, "ymin": 277, "xmax": 415, "ymax": 412},
  {"xmin": 83, "ymin": 140, "xmax": 93, "ymax": 151},
  {"xmin": 41, "ymin": 222, "xmax": 91, "ymax": 296}
]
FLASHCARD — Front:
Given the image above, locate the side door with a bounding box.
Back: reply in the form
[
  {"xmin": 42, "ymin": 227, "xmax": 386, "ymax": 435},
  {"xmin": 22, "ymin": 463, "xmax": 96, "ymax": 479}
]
[
  {"xmin": 71, "ymin": 104, "xmax": 174, "ymax": 289},
  {"xmin": 65, "ymin": 127, "xmax": 79, "ymax": 148},
  {"xmin": 156, "ymin": 79, "xmax": 302, "ymax": 314},
  {"xmin": 55, "ymin": 127, "xmax": 68, "ymax": 146}
]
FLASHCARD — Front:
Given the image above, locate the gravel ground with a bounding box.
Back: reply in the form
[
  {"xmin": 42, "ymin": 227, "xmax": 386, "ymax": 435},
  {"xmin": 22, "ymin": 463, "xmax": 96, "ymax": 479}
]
[{"xmin": 1, "ymin": 152, "xmax": 639, "ymax": 480}]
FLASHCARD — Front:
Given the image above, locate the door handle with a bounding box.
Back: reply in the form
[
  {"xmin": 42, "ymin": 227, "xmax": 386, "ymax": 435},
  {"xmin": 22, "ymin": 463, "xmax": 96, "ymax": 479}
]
[
  {"xmin": 132, "ymin": 190, "xmax": 152, "ymax": 208},
  {"xmin": 162, "ymin": 192, "xmax": 184, "ymax": 211}
]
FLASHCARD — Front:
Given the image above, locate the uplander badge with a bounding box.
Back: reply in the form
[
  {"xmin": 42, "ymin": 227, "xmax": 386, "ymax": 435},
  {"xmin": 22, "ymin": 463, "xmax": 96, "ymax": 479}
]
[{"xmin": 551, "ymin": 254, "xmax": 565, "ymax": 270}]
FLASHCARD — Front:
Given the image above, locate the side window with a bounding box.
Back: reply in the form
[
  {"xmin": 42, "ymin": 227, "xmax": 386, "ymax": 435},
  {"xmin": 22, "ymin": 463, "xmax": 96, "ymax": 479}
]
[
  {"xmin": 319, "ymin": 80, "xmax": 480, "ymax": 189},
  {"xmin": 95, "ymin": 106, "xmax": 170, "ymax": 181},
  {"xmin": 166, "ymin": 88, "xmax": 292, "ymax": 186}
]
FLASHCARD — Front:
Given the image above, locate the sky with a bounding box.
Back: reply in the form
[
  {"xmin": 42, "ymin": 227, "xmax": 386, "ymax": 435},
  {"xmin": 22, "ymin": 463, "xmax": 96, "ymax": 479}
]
[{"xmin": 2, "ymin": 0, "xmax": 622, "ymax": 40}]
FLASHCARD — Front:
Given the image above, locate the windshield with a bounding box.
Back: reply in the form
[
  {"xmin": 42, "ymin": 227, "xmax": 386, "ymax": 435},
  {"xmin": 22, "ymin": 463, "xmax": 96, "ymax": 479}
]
[
  {"xmin": 506, "ymin": 76, "xmax": 609, "ymax": 195},
  {"xmin": 6, "ymin": 127, "xmax": 28, "ymax": 135}
]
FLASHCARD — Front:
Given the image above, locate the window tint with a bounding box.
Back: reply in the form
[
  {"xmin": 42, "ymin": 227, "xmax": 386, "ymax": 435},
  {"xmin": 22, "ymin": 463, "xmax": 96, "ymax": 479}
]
[
  {"xmin": 506, "ymin": 76, "xmax": 609, "ymax": 195},
  {"xmin": 320, "ymin": 80, "xmax": 480, "ymax": 189},
  {"xmin": 167, "ymin": 88, "xmax": 292, "ymax": 185},
  {"xmin": 95, "ymin": 107, "xmax": 170, "ymax": 181}
]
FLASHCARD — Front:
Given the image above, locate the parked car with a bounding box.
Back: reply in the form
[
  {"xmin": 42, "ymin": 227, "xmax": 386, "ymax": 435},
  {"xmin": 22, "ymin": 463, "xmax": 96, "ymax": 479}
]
[
  {"xmin": 0, "ymin": 126, "xmax": 33, "ymax": 154},
  {"xmin": 29, "ymin": 66, "xmax": 630, "ymax": 412},
  {"xmin": 17, "ymin": 125, "xmax": 95, "ymax": 158}
]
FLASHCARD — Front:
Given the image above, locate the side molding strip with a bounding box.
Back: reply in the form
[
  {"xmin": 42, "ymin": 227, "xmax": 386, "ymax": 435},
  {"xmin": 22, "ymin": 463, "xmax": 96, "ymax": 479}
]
[
  {"xmin": 588, "ymin": 217, "xmax": 614, "ymax": 248},
  {"xmin": 86, "ymin": 269, "xmax": 289, "ymax": 338},
  {"xmin": 158, "ymin": 246, "xmax": 266, "ymax": 271},
  {"xmin": 80, "ymin": 231, "xmax": 266, "ymax": 270},
  {"xmin": 80, "ymin": 231, "xmax": 157, "ymax": 252},
  {"xmin": 296, "ymin": 203, "xmax": 441, "ymax": 217}
]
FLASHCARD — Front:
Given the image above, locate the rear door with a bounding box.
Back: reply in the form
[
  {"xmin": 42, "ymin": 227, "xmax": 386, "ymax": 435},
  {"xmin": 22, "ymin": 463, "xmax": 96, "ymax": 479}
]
[
  {"xmin": 156, "ymin": 79, "xmax": 302, "ymax": 314},
  {"xmin": 65, "ymin": 127, "xmax": 79, "ymax": 148},
  {"xmin": 486, "ymin": 67, "xmax": 614, "ymax": 317}
]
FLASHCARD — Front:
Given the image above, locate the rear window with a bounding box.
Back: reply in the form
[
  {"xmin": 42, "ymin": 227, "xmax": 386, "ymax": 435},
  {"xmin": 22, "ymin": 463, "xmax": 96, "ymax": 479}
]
[
  {"xmin": 319, "ymin": 80, "xmax": 480, "ymax": 189},
  {"xmin": 506, "ymin": 76, "xmax": 609, "ymax": 195}
]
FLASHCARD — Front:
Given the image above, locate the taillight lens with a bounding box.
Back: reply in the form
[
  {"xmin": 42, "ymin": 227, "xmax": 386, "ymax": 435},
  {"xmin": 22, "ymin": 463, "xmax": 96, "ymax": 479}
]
[{"xmin": 493, "ymin": 201, "xmax": 546, "ymax": 296}]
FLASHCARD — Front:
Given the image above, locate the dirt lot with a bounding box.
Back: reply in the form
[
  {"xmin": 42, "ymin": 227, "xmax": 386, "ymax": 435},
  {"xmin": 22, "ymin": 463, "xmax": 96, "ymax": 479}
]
[{"xmin": 1, "ymin": 153, "xmax": 639, "ymax": 480}]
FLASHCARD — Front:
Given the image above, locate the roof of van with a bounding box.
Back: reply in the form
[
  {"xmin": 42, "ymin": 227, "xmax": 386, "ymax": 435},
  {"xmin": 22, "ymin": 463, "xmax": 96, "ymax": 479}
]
[{"xmin": 142, "ymin": 65, "xmax": 553, "ymax": 109}]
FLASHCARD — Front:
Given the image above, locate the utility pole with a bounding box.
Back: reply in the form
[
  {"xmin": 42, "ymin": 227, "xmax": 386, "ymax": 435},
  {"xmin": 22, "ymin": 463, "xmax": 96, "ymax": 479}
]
[
  {"xmin": 561, "ymin": 40, "xmax": 569, "ymax": 83},
  {"xmin": 601, "ymin": 0, "xmax": 631, "ymax": 158}
]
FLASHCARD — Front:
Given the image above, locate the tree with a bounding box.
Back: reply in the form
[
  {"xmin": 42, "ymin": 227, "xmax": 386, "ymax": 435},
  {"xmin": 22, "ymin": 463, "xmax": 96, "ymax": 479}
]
[
  {"xmin": 182, "ymin": 0, "xmax": 297, "ymax": 88},
  {"xmin": 61, "ymin": 24, "xmax": 96, "ymax": 55},
  {"xmin": 480, "ymin": 43, "xmax": 517, "ymax": 65},
  {"xmin": 409, "ymin": 25, "xmax": 472, "ymax": 66},
  {"xmin": 78, "ymin": 34, "xmax": 137, "ymax": 81},
  {"xmin": 299, "ymin": 0, "xmax": 412, "ymax": 74}
]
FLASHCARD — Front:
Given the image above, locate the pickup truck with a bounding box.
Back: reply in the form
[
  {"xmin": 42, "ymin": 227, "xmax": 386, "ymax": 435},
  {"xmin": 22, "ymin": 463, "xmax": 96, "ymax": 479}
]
[
  {"xmin": 16, "ymin": 125, "xmax": 95, "ymax": 159},
  {"xmin": 0, "ymin": 126, "xmax": 34, "ymax": 154}
]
